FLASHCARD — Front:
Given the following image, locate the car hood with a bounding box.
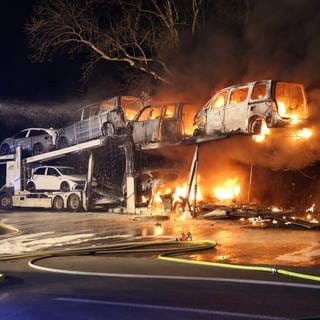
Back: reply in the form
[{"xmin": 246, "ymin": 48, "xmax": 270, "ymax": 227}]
[
  {"xmin": 64, "ymin": 174, "xmax": 87, "ymax": 181},
  {"xmin": 64, "ymin": 174, "xmax": 97, "ymax": 182}
]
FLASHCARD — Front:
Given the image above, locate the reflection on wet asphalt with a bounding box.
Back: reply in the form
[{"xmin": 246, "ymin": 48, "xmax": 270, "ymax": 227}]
[{"xmin": 0, "ymin": 210, "xmax": 319, "ymax": 267}]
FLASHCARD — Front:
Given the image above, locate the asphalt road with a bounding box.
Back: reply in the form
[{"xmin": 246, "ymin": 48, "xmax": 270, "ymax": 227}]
[{"xmin": 0, "ymin": 210, "xmax": 319, "ymax": 319}]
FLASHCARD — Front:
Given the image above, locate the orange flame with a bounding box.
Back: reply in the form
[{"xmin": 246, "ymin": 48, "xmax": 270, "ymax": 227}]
[
  {"xmin": 214, "ymin": 178, "xmax": 240, "ymax": 201},
  {"xmin": 291, "ymin": 128, "xmax": 312, "ymax": 140},
  {"xmin": 252, "ymin": 120, "xmax": 270, "ymax": 143}
]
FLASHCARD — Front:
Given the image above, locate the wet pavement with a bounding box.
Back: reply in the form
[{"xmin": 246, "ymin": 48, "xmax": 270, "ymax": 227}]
[
  {"xmin": 0, "ymin": 210, "xmax": 319, "ymax": 320},
  {"xmin": 0, "ymin": 210, "xmax": 319, "ymax": 271}
]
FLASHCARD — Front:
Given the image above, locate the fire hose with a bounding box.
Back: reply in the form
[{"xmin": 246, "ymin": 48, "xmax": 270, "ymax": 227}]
[{"xmin": 0, "ymin": 224, "xmax": 319, "ymax": 284}]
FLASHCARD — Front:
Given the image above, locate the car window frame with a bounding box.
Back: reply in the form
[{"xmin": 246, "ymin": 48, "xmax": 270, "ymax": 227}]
[{"xmin": 34, "ymin": 167, "xmax": 46, "ymax": 175}]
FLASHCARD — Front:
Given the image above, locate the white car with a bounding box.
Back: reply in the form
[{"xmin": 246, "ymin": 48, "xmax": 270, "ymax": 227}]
[
  {"xmin": 0, "ymin": 128, "xmax": 57, "ymax": 156},
  {"xmin": 26, "ymin": 166, "xmax": 88, "ymax": 192}
]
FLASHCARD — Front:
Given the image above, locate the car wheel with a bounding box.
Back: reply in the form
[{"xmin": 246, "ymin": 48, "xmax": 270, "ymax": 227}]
[
  {"xmin": 193, "ymin": 128, "xmax": 201, "ymax": 137},
  {"xmin": 52, "ymin": 196, "xmax": 64, "ymax": 211},
  {"xmin": 0, "ymin": 144, "xmax": 10, "ymax": 155},
  {"xmin": 67, "ymin": 193, "xmax": 82, "ymax": 211},
  {"xmin": 0, "ymin": 193, "xmax": 12, "ymax": 209},
  {"xmin": 57, "ymin": 136, "xmax": 69, "ymax": 149},
  {"xmin": 32, "ymin": 143, "xmax": 43, "ymax": 155},
  {"xmin": 249, "ymin": 118, "xmax": 263, "ymax": 135},
  {"xmin": 102, "ymin": 122, "xmax": 115, "ymax": 136},
  {"xmin": 26, "ymin": 181, "xmax": 36, "ymax": 191},
  {"xmin": 60, "ymin": 182, "xmax": 70, "ymax": 192}
]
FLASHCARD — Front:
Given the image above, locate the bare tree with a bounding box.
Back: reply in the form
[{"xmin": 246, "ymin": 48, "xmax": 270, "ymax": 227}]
[{"xmin": 26, "ymin": 0, "xmax": 205, "ymax": 86}]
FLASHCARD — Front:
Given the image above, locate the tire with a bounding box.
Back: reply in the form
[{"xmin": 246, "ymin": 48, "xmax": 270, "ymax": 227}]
[
  {"xmin": 60, "ymin": 181, "xmax": 70, "ymax": 192},
  {"xmin": 193, "ymin": 128, "xmax": 201, "ymax": 137},
  {"xmin": 0, "ymin": 144, "xmax": 10, "ymax": 155},
  {"xmin": 32, "ymin": 143, "xmax": 43, "ymax": 155},
  {"xmin": 67, "ymin": 193, "xmax": 81, "ymax": 212},
  {"xmin": 102, "ymin": 122, "xmax": 115, "ymax": 136},
  {"xmin": 0, "ymin": 193, "xmax": 13, "ymax": 209},
  {"xmin": 26, "ymin": 181, "xmax": 36, "ymax": 191},
  {"xmin": 57, "ymin": 136, "xmax": 69, "ymax": 149},
  {"xmin": 249, "ymin": 118, "xmax": 263, "ymax": 135},
  {"xmin": 52, "ymin": 196, "xmax": 64, "ymax": 211}
]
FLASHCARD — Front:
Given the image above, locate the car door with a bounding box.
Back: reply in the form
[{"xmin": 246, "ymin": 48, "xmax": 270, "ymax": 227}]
[
  {"xmin": 32, "ymin": 167, "xmax": 47, "ymax": 189},
  {"xmin": 224, "ymin": 86, "xmax": 249, "ymax": 132},
  {"xmin": 205, "ymin": 90, "xmax": 228, "ymax": 135},
  {"xmin": 132, "ymin": 106, "xmax": 162, "ymax": 144},
  {"xmin": 46, "ymin": 167, "xmax": 61, "ymax": 190},
  {"xmin": 78, "ymin": 104, "xmax": 100, "ymax": 142},
  {"xmin": 14, "ymin": 130, "xmax": 29, "ymax": 152},
  {"xmin": 160, "ymin": 104, "xmax": 182, "ymax": 142}
]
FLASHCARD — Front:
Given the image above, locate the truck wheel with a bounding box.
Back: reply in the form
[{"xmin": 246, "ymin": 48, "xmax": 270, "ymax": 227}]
[
  {"xmin": 0, "ymin": 193, "xmax": 13, "ymax": 209},
  {"xmin": 60, "ymin": 182, "xmax": 70, "ymax": 192},
  {"xmin": 67, "ymin": 193, "xmax": 81, "ymax": 212},
  {"xmin": 0, "ymin": 144, "xmax": 10, "ymax": 155},
  {"xmin": 26, "ymin": 181, "xmax": 36, "ymax": 191},
  {"xmin": 32, "ymin": 143, "xmax": 43, "ymax": 155},
  {"xmin": 52, "ymin": 196, "xmax": 64, "ymax": 211}
]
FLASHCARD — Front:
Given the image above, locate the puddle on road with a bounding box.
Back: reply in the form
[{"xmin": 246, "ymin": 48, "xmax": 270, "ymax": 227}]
[{"xmin": 0, "ymin": 232, "xmax": 134, "ymax": 255}]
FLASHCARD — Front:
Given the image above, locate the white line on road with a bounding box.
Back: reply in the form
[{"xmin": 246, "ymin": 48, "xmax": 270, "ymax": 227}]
[
  {"xmin": 28, "ymin": 260, "xmax": 320, "ymax": 290},
  {"xmin": 55, "ymin": 297, "xmax": 289, "ymax": 320}
]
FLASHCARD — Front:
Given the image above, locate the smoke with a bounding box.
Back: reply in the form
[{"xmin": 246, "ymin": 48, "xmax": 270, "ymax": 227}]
[
  {"xmin": 0, "ymin": 100, "xmax": 80, "ymax": 140},
  {"xmin": 151, "ymin": 0, "xmax": 320, "ymax": 172}
]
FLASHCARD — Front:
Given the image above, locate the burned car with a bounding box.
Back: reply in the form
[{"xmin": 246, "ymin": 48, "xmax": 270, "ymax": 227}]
[
  {"xmin": 194, "ymin": 80, "xmax": 308, "ymax": 136},
  {"xmin": 56, "ymin": 96, "xmax": 143, "ymax": 148},
  {"xmin": 0, "ymin": 128, "xmax": 57, "ymax": 156},
  {"xmin": 129, "ymin": 102, "xmax": 198, "ymax": 145}
]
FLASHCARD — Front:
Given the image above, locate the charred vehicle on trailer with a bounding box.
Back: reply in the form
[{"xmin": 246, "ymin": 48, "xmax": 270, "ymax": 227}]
[
  {"xmin": 193, "ymin": 80, "xmax": 308, "ymax": 137},
  {"xmin": 129, "ymin": 102, "xmax": 198, "ymax": 145},
  {"xmin": 56, "ymin": 96, "xmax": 144, "ymax": 148}
]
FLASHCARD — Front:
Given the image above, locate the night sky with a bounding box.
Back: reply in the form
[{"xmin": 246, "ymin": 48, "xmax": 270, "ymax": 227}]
[
  {"xmin": 0, "ymin": 0, "xmax": 83, "ymax": 103},
  {"xmin": 2, "ymin": 0, "xmax": 320, "ymax": 106}
]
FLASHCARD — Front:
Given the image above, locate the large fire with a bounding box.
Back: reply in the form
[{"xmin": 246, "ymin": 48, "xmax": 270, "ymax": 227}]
[
  {"xmin": 214, "ymin": 178, "xmax": 240, "ymax": 201},
  {"xmin": 277, "ymin": 101, "xmax": 303, "ymax": 124},
  {"xmin": 153, "ymin": 183, "xmax": 202, "ymax": 204}
]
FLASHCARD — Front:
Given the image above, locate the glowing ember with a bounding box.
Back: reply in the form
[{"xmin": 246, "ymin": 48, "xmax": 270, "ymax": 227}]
[
  {"xmin": 214, "ymin": 178, "xmax": 240, "ymax": 201},
  {"xmin": 141, "ymin": 195, "xmax": 148, "ymax": 203},
  {"xmin": 306, "ymin": 203, "xmax": 315, "ymax": 213}
]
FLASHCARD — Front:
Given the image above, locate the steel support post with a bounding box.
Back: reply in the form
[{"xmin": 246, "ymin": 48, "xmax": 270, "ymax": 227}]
[{"xmin": 124, "ymin": 142, "xmax": 136, "ymax": 213}]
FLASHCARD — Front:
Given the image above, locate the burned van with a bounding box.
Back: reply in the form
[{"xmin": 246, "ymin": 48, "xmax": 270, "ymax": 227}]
[
  {"xmin": 129, "ymin": 102, "xmax": 198, "ymax": 145},
  {"xmin": 194, "ymin": 80, "xmax": 308, "ymax": 136}
]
